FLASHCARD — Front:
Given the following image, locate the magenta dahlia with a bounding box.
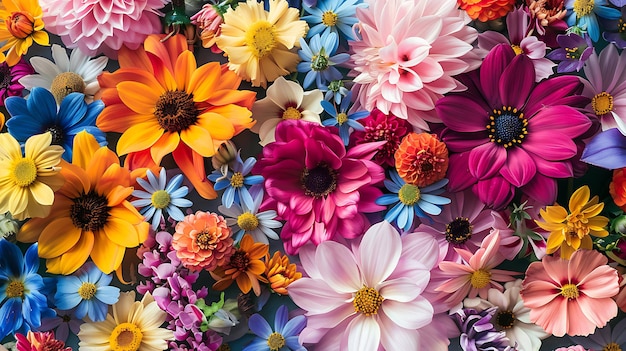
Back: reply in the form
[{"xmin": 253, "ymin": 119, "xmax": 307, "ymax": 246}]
[
  {"xmin": 436, "ymin": 44, "xmax": 592, "ymax": 209},
  {"xmin": 255, "ymin": 120, "xmax": 386, "ymax": 255}
]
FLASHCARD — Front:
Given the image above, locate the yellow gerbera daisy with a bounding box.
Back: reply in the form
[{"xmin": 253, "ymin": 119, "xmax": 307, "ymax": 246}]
[
  {"xmin": 17, "ymin": 131, "xmax": 149, "ymax": 275},
  {"xmin": 0, "ymin": 132, "xmax": 64, "ymax": 220},
  {"xmin": 216, "ymin": 0, "xmax": 308, "ymax": 87},
  {"xmin": 0, "ymin": 0, "xmax": 49, "ymax": 66},
  {"xmin": 536, "ymin": 185, "xmax": 609, "ymax": 259},
  {"xmin": 78, "ymin": 291, "xmax": 173, "ymax": 351}
]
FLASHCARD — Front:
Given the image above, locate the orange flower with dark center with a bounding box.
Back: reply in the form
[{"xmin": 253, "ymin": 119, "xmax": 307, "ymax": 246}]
[
  {"xmin": 457, "ymin": 0, "xmax": 516, "ymax": 22},
  {"xmin": 265, "ymin": 251, "xmax": 301, "ymax": 295},
  {"xmin": 211, "ymin": 234, "xmax": 268, "ymax": 296},
  {"xmin": 395, "ymin": 132, "xmax": 449, "ymax": 187}
]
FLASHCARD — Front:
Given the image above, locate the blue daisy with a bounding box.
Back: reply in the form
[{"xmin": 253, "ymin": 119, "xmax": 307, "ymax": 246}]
[
  {"xmin": 208, "ymin": 153, "xmax": 264, "ymax": 209},
  {"xmin": 321, "ymin": 91, "xmax": 367, "ymax": 145},
  {"xmin": 5, "ymin": 87, "xmax": 106, "ymax": 161},
  {"xmin": 302, "ymin": 0, "xmax": 366, "ymax": 42},
  {"xmin": 243, "ymin": 305, "xmax": 307, "ymax": 351},
  {"xmin": 297, "ymin": 31, "xmax": 350, "ymax": 89},
  {"xmin": 565, "ymin": 0, "xmax": 620, "ymax": 42}
]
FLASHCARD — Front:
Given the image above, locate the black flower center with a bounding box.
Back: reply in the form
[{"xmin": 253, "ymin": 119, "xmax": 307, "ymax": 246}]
[
  {"xmin": 46, "ymin": 125, "xmax": 65, "ymax": 145},
  {"xmin": 70, "ymin": 191, "xmax": 109, "ymax": 232},
  {"xmin": 301, "ymin": 164, "xmax": 337, "ymax": 198},
  {"xmin": 0, "ymin": 64, "xmax": 11, "ymax": 89},
  {"xmin": 487, "ymin": 106, "xmax": 528, "ymax": 148},
  {"xmin": 496, "ymin": 310, "xmax": 515, "ymax": 329},
  {"xmin": 445, "ymin": 217, "xmax": 473, "ymax": 244},
  {"xmin": 230, "ymin": 250, "xmax": 250, "ymax": 272},
  {"xmin": 155, "ymin": 90, "xmax": 198, "ymax": 133}
]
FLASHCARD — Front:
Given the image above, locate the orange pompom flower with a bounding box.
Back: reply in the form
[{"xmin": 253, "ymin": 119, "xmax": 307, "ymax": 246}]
[
  {"xmin": 457, "ymin": 0, "xmax": 516, "ymax": 22},
  {"xmin": 172, "ymin": 211, "xmax": 235, "ymax": 272},
  {"xmin": 610, "ymin": 168, "xmax": 626, "ymax": 211},
  {"xmin": 265, "ymin": 251, "xmax": 302, "ymax": 295},
  {"xmin": 395, "ymin": 132, "xmax": 449, "ymax": 188},
  {"xmin": 211, "ymin": 234, "xmax": 269, "ymax": 296}
]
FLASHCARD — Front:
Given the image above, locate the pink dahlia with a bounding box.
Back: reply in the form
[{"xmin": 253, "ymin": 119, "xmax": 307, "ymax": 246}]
[
  {"xmin": 437, "ymin": 43, "xmax": 592, "ymax": 209},
  {"xmin": 288, "ymin": 221, "xmax": 440, "ymax": 351},
  {"xmin": 255, "ymin": 120, "xmax": 385, "ymax": 255},
  {"xmin": 349, "ymin": 0, "xmax": 481, "ymax": 131},
  {"xmin": 39, "ymin": 0, "xmax": 168, "ymax": 58}
]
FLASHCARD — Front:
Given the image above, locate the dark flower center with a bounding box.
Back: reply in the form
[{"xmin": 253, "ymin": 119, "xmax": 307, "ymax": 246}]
[
  {"xmin": 155, "ymin": 90, "xmax": 198, "ymax": 133},
  {"xmin": 0, "ymin": 64, "xmax": 11, "ymax": 89},
  {"xmin": 301, "ymin": 164, "xmax": 337, "ymax": 198},
  {"xmin": 487, "ymin": 106, "xmax": 528, "ymax": 148},
  {"xmin": 70, "ymin": 191, "xmax": 109, "ymax": 232},
  {"xmin": 230, "ymin": 250, "xmax": 250, "ymax": 272},
  {"xmin": 445, "ymin": 217, "xmax": 473, "ymax": 244},
  {"xmin": 620, "ymin": 19, "xmax": 626, "ymax": 34},
  {"xmin": 46, "ymin": 125, "xmax": 65, "ymax": 145},
  {"xmin": 496, "ymin": 310, "xmax": 515, "ymax": 329}
]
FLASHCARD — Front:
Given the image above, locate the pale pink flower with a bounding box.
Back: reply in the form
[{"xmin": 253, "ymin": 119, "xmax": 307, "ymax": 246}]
[
  {"xmin": 288, "ymin": 221, "xmax": 440, "ymax": 351},
  {"xmin": 349, "ymin": 0, "xmax": 481, "ymax": 131},
  {"xmin": 555, "ymin": 346, "xmax": 590, "ymax": 351}
]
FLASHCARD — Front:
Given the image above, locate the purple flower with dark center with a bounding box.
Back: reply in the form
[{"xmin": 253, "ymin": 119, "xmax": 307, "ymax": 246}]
[
  {"xmin": 452, "ymin": 307, "xmax": 511, "ymax": 351},
  {"xmin": 547, "ymin": 33, "xmax": 594, "ymax": 72}
]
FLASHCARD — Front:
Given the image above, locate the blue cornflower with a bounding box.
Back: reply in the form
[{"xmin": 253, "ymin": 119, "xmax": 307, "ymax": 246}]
[
  {"xmin": 302, "ymin": 0, "xmax": 366, "ymax": 42},
  {"xmin": 320, "ymin": 79, "xmax": 349, "ymax": 104},
  {"xmin": 208, "ymin": 153, "xmax": 264, "ymax": 209},
  {"xmin": 0, "ymin": 240, "xmax": 55, "ymax": 339},
  {"xmin": 565, "ymin": 0, "xmax": 620, "ymax": 42},
  {"xmin": 131, "ymin": 167, "xmax": 193, "ymax": 230},
  {"xmin": 297, "ymin": 31, "xmax": 350, "ymax": 89},
  {"xmin": 375, "ymin": 171, "xmax": 450, "ymax": 231},
  {"xmin": 5, "ymin": 87, "xmax": 106, "ymax": 161},
  {"xmin": 321, "ymin": 91, "xmax": 367, "ymax": 145},
  {"xmin": 243, "ymin": 305, "xmax": 307, "ymax": 351},
  {"xmin": 54, "ymin": 261, "xmax": 120, "ymax": 322}
]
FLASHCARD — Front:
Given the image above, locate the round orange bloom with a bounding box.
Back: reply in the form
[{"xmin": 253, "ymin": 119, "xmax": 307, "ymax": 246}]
[
  {"xmin": 395, "ymin": 132, "xmax": 449, "ymax": 187},
  {"xmin": 172, "ymin": 211, "xmax": 235, "ymax": 272},
  {"xmin": 265, "ymin": 251, "xmax": 301, "ymax": 295},
  {"xmin": 457, "ymin": 0, "xmax": 516, "ymax": 22},
  {"xmin": 211, "ymin": 234, "xmax": 268, "ymax": 296},
  {"xmin": 610, "ymin": 168, "xmax": 626, "ymax": 211}
]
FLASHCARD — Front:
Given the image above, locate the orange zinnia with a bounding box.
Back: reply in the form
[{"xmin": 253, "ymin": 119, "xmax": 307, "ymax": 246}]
[
  {"xmin": 17, "ymin": 131, "xmax": 149, "ymax": 275},
  {"xmin": 211, "ymin": 234, "xmax": 268, "ymax": 296},
  {"xmin": 395, "ymin": 132, "xmax": 449, "ymax": 188},
  {"xmin": 457, "ymin": 0, "xmax": 516, "ymax": 22},
  {"xmin": 96, "ymin": 34, "xmax": 256, "ymax": 200}
]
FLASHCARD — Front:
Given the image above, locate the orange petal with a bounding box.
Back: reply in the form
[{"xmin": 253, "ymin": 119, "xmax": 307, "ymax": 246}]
[
  {"xmin": 150, "ymin": 132, "xmax": 180, "ymax": 165},
  {"xmin": 196, "ymin": 112, "xmax": 236, "ymax": 140},
  {"xmin": 85, "ymin": 148, "xmax": 121, "ymax": 185},
  {"xmin": 117, "ymin": 81, "xmax": 162, "ymax": 115},
  {"xmin": 116, "ymin": 122, "xmax": 164, "ymax": 156},
  {"xmin": 180, "ymin": 125, "xmax": 216, "ymax": 157},
  {"xmin": 188, "ymin": 61, "xmax": 221, "ymax": 101},
  {"xmin": 72, "ymin": 131, "xmax": 105, "ymax": 170},
  {"xmin": 96, "ymin": 105, "xmax": 153, "ymax": 133},
  {"xmin": 109, "ymin": 203, "xmax": 144, "ymax": 224},
  {"xmin": 206, "ymin": 89, "xmax": 256, "ymax": 108},
  {"xmin": 91, "ymin": 230, "xmax": 126, "ymax": 274},
  {"xmin": 104, "ymin": 217, "xmax": 143, "ymax": 247},
  {"xmin": 59, "ymin": 161, "xmax": 91, "ymax": 196},
  {"xmin": 45, "ymin": 231, "xmax": 94, "ymax": 275},
  {"xmin": 172, "ymin": 144, "xmax": 217, "ymax": 199},
  {"xmin": 236, "ymin": 274, "xmax": 253, "ymax": 294},
  {"xmin": 174, "ymin": 50, "xmax": 196, "ymax": 90},
  {"xmin": 38, "ymin": 217, "xmax": 82, "ymax": 258},
  {"xmin": 117, "ymin": 45, "xmax": 153, "ymax": 73},
  {"xmin": 105, "ymin": 185, "xmax": 134, "ymax": 207}
]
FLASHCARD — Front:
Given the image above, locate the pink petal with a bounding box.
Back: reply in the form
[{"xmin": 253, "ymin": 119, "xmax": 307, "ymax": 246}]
[
  {"xmin": 346, "ymin": 315, "xmax": 381, "ymax": 351},
  {"xmin": 436, "ymin": 95, "xmax": 490, "ymax": 132},
  {"xmin": 288, "ymin": 278, "xmax": 352, "ymax": 314},
  {"xmin": 378, "ymin": 278, "xmax": 423, "ymax": 302},
  {"xmin": 468, "ymin": 142, "xmax": 506, "ymax": 180},
  {"xmin": 578, "ymin": 266, "xmax": 619, "ymax": 299},
  {"xmin": 534, "ymin": 157, "xmax": 574, "ymax": 178},
  {"xmin": 379, "ymin": 313, "xmax": 420, "ymax": 350},
  {"xmin": 499, "ymin": 55, "xmax": 535, "ymax": 109},
  {"xmin": 520, "ymin": 173, "xmax": 558, "ymax": 207},
  {"xmin": 480, "ymin": 44, "xmax": 516, "ymax": 107},
  {"xmin": 520, "ymin": 280, "xmax": 560, "ymax": 308},
  {"xmin": 381, "ymin": 296, "xmax": 433, "ymax": 329},
  {"xmin": 472, "ymin": 176, "xmax": 515, "ymax": 210},
  {"xmin": 568, "ymin": 249, "xmax": 609, "ymax": 285},
  {"xmin": 315, "ymin": 242, "xmax": 362, "ymax": 293},
  {"xmin": 576, "ymin": 296, "xmax": 617, "ymax": 334},
  {"xmin": 359, "ymin": 221, "xmax": 402, "ymax": 287},
  {"xmin": 499, "ymin": 147, "xmax": 537, "ymax": 187},
  {"xmin": 530, "ymin": 297, "xmax": 568, "ymax": 337}
]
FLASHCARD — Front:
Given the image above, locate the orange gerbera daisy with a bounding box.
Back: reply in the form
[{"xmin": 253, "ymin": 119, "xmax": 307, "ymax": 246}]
[
  {"xmin": 0, "ymin": 0, "xmax": 49, "ymax": 66},
  {"xmin": 211, "ymin": 234, "xmax": 269, "ymax": 296},
  {"xmin": 97, "ymin": 34, "xmax": 256, "ymax": 200},
  {"xmin": 395, "ymin": 132, "xmax": 449, "ymax": 187},
  {"xmin": 17, "ymin": 131, "xmax": 149, "ymax": 275}
]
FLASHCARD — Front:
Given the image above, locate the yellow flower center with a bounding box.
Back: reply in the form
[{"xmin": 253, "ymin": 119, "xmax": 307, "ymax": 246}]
[
  {"xmin": 196, "ymin": 229, "xmax": 217, "ymax": 250},
  {"xmin": 230, "ymin": 172, "xmax": 244, "ymax": 188},
  {"xmin": 321, "ymin": 10, "xmax": 338, "ymax": 26},
  {"xmin": 470, "ymin": 269, "xmax": 492, "ymax": 289},
  {"xmin": 10, "ymin": 158, "xmax": 37, "ymax": 187},
  {"xmin": 592, "ymin": 92, "xmax": 614, "ymax": 115},
  {"xmin": 266, "ymin": 332, "xmax": 285, "ymax": 351},
  {"xmin": 511, "ymin": 44, "xmax": 523, "ymax": 55},
  {"xmin": 398, "ymin": 184, "xmax": 420, "ymax": 205},
  {"xmin": 155, "ymin": 90, "xmax": 199, "ymax": 133},
  {"xmin": 244, "ymin": 21, "xmax": 277, "ymax": 58},
  {"xmin": 353, "ymin": 286, "xmax": 383, "ymax": 316},
  {"xmin": 6, "ymin": 280, "xmax": 24, "ymax": 298},
  {"xmin": 50, "ymin": 72, "xmax": 86, "ymax": 103},
  {"xmin": 237, "ymin": 212, "xmax": 259, "ymax": 231},
  {"xmin": 282, "ymin": 107, "xmax": 302, "ymax": 120},
  {"xmin": 337, "ymin": 112, "xmax": 348, "ymax": 125},
  {"xmin": 78, "ymin": 282, "xmax": 97, "ymax": 300},
  {"xmin": 109, "ymin": 322, "xmax": 143, "ymax": 351},
  {"xmin": 561, "ymin": 283, "xmax": 580, "ymax": 299},
  {"xmin": 573, "ymin": 0, "xmax": 594, "ymax": 17},
  {"xmin": 604, "ymin": 343, "xmax": 622, "ymax": 351},
  {"xmin": 150, "ymin": 190, "xmax": 171, "ymax": 210}
]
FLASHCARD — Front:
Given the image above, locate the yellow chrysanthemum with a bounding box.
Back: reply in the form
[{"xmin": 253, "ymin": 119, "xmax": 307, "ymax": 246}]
[
  {"xmin": 216, "ymin": 0, "xmax": 308, "ymax": 87},
  {"xmin": 0, "ymin": 132, "xmax": 64, "ymax": 220},
  {"xmin": 536, "ymin": 185, "xmax": 609, "ymax": 259},
  {"xmin": 0, "ymin": 0, "xmax": 49, "ymax": 66}
]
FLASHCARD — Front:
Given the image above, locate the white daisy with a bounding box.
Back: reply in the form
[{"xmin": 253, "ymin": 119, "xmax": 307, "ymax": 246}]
[{"xmin": 19, "ymin": 44, "xmax": 108, "ymax": 103}]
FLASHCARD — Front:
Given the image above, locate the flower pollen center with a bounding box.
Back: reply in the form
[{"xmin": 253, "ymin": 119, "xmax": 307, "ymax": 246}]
[
  {"xmin": 592, "ymin": 92, "xmax": 614, "ymax": 115},
  {"xmin": 266, "ymin": 332, "xmax": 286, "ymax": 351},
  {"xmin": 282, "ymin": 106, "xmax": 302, "ymax": 120},
  {"xmin": 196, "ymin": 228, "xmax": 217, "ymax": 250},
  {"xmin": 155, "ymin": 90, "xmax": 198, "ymax": 133},
  {"xmin": 6, "ymin": 280, "xmax": 24, "ymax": 298},
  {"xmin": 244, "ymin": 21, "xmax": 277, "ymax": 58},
  {"xmin": 78, "ymin": 282, "xmax": 97, "ymax": 300},
  {"xmin": 109, "ymin": 322, "xmax": 143, "ymax": 351},
  {"xmin": 573, "ymin": 0, "xmax": 594, "ymax": 17},
  {"xmin": 445, "ymin": 217, "xmax": 473, "ymax": 244},
  {"xmin": 301, "ymin": 164, "xmax": 337, "ymax": 198},
  {"xmin": 353, "ymin": 286, "xmax": 383, "ymax": 316},
  {"xmin": 150, "ymin": 190, "xmax": 171, "ymax": 210},
  {"xmin": 470, "ymin": 269, "xmax": 491, "ymax": 289},
  {"xmin": 496, "ymin": 310, "xmax": 515, "ymax": 329},
  {"xmin": 398, "ymin": 183, "xmax": 420, "ymax": 205},
  {"xmin": 237, "ymin": 212, "xmax": 259, "ymax": 231},
  {"xmin": 321, "ymin": 10, "xmax": 338, "ymax": 26},
  {"xmin": 561, "ymin": 283, "xmax": 580, "ymax": 299},
  {"xmin": 620, "ymin": 19, "xmax": 626, "ymax": 33},
  {"xmin": 487, "ymin": 106, "xmax": 528, "ymax": 148},
  {"xmin": 336, "ymin": 112, "xmax": 348, "ymax": 125},
  {"xmin": 604, "ymin": 342, "xmax": 622, "ymax": 351},
  {"xmin": 230, "ymin": 172, "xmax": 244, "ymax": 188},
  {"xmin": 230, "ymin": 250, "xmax": 250, "ymax": 272},
  {"xmin": 311, "ymin": 51, "xmax": 330, "ymax": 71},
  {"xmin": 10, "ymin": 158, "xmax": 37, "ymax": 187},
  {"xmin": 511, "ymin": 44, "xmax": 523, "ymax": 55},
  {"xmin": 50, "ymin": 72, "xmax": 86, "ymax": 103},
  {"xmin": 70, "ymin": 191, "xmax": 110, "ymax": 232}
]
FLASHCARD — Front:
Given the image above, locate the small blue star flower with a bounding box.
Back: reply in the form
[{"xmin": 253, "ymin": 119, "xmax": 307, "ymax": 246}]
[
  {"xmin": 565, "ymin": 0, "xmax": 620, "ymax": 42},
  {"xmin": 320, "ymin": 79, "xmax": 349, "ymax": 104},
  {"xmin": 297, "ymin": 31, "xmax": 350, "ymax": 89},
  {"xmin": 321, "ymin": 91, "xmax": 367, "ymax": 145},
  {"xmin": 243, "ymin": 305, "xmax": 307, "ymax": 351},
  {"xmin": 302, "ymin": 0, "xmax": 366, "ymax": 42},
  {"xmin": 208, "ymin": 153, "xmax": 264, "ymax": 209}
]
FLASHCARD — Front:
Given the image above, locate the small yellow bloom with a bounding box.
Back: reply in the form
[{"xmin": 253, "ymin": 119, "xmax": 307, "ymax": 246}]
[
  {"xmin": 0, "ymin": 0, "xmax": 49, "ymax": 66},
  {"xmin": 536, "ymin": 185, "xmax": 609, "ymax": 259},
  {"xmin": 265, "ymin": 251, "xmax": 302, "ymax": 295}
]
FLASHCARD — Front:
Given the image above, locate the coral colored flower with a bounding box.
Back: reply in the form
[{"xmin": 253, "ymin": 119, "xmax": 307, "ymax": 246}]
[
  {"xmin": 216, "ymin": 0, "xmax": 307, "ymax": 87},
  {"xmin": 437, "ymin": 44, "xmax": 592, "ymax": 209},
  {"xmin": 458, "ymin": 0, "xmax": 516, "ymax": 22},
  {"xmin": 264, "ymin": 251, "xmax": 302, "ymax": 295},
  {"xmin": 536, "ymin": 185, "xmax": 609, "ymax": 259},
  {"xmin": 211, "ymin": 234, "xmax": 269, "ymax": 296},
  {"xmin": 0, "ymin": 0, "xmax": 49, "ymax": 66},
  {"xmin": 172, "ymin": 211, "xmax": 235, "ymax": 272},
  {"xmin": 16, "ymin": 331, "xmax": 71, "ymax": 351},
  {"xmin": 17, "ymin": 131, "xmax": 149, "ymax": 275},
  {"xmin": 395, "ymin": 132, "xmax": 449, "ymax": 187},
  {"xmin": 40, "ymin": 0, "xmax": 167, "ymax": 58},
  {"xmin": 0, "ymin": 58, "xmax": 32, "ymax": 105},
  {"xmin": 611, "ymin": 168, "xmax": 626, "ymax": 211},
  {"xmin": 190, "ymin": 3, "xmax": 224, "ymax": 53},
  {"xmin": 255, "ymin": 120, "xmax": 385, "ymax": 254},
  {"xmin": 97, "ymin": 34, "xmax": 256, "ymax": 200},
  {"xmin": 520, "ymin": 249, "xmax": 620, "ymax": 337},
  {"xmin": 349, "ymin": 0, "xmax": 481, "ymax": 129}
]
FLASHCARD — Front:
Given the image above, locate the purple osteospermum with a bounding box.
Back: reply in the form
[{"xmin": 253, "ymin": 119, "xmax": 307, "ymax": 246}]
[
  {"xmin": 244, "ymin": 305, "xmax": 307, "ymax": 351},
  {"xmin": 436, "ymin": 43, "xmax": 592, "ymax": 209},
  {"xmin": 452, "ymin": 307, "xmax": 511, "ymax": 351},
  {"xmin": 0, "ymin": 58, "xmax": 33, "ymax": 106},
  {"xmin": 546, "ymin": 33, "xmax": 594, "ymax": 72}
]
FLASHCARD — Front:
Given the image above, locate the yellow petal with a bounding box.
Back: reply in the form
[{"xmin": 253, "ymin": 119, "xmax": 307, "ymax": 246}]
[
  {"xmin": 116, "ymin": 122, "xmax": 164, "ymax": 156},
  {"xmin": 72, "ymin": 131, "xmax": 104, "ymax": 170},
  {"xmin": 46, "ymin": 231, "xmax": 94, "ymax": 275},
  {"xmin": 196, "ymin": 112, "xmax": 236, "ymax": 140},
  {"xmin": 37, "ymin": 217, "xmax": 81, "ymax": 258},
  {"xmin": 188, "ymin": 61, "xmax": 221, "ymax": 101},
  {"xmin": 91, "ymin": 230, "xmax": 126, "ymax": 274},
  {"xmin": 28, "ymin": 180, "xmax": 54, "ymax": 206},
  {"xmin": 174, "ymin": 50, "xmax": 196, "ymax": 91},
  {"xmin": 117, "ymin": 81, "xmax": 161, "ymax": 115},
  {"xmin": 569, "ymin": 186, "xmax": 590, "ymax": 212},
  {"xmin": 180, "ymin": 125, "xmax": 215, "ymax": 157}
]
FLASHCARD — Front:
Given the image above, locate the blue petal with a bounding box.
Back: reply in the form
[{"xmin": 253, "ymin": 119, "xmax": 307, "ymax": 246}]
[
  {"xmin": 281, "ymin": 315, "xmax": 307, "ymax": 337},
  {"xmin": 0, "ymin": 239, "xmax": 23, "ymax": 278},
  {"xmin": 0, "ymin": 298, "xmax": 22, "ymax": 338},
  {"xmin": 27, "ymin": 88, "xmax": 58, "ymax": 123},
  {"xmin": 58, "ymin": 93, "xmax": 88, "ymax": 129},
  {"xmin": 581, "ymin": 128, "xmax": 626, "ymax": 169},
  {"xmin": 95, "ymin": 285, "xmax": 120, "ymax": 305},
  {"xmin": 274, "ymin": 305, "xmax": 288, "ymax": 332},
  {"xmin": 243, "ymin": 338, "xmax": 271, "ymax": 351},
  {"xmin": 23, "ymin": 243, "xmax": 40, "ymax": 275},
  {"xmin": 248, "ymin": 313, "xmax": 273, "ymax": 339},
  {"xmin": 417, "ymin": 200, "xmax": 443, "ymax": 216}
]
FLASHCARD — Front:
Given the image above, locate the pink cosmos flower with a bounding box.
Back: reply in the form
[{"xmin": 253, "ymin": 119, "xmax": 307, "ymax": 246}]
[
  {"xmin": 39, "ymin": 0, "xmax": 168, "ymax": 58},
  {"xmin": 349, "ymin": 0, "xmax": 481, "ymax": 131},
  {"xmin": 255, "ymin": 120, "xmax": 385, "ymax": 255},
  {"xmin": 288, "ymin": 221, "xmax": 441, "ymax": 351},
  {"xmin": 521, "ymin": 249, "xmax": 620, "ymax": 337},
  {"xmin": 437, "ymin": 43, "xmax": 592, "ymax": 209}
]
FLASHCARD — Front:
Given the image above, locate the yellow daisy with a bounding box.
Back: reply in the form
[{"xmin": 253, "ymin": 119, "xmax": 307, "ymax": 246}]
[
  {"xmin": 216, "ymin": 0, "xmax": 307, "ymax": 87},
  {"xmin": 0, "ymin": 132, "xmax": 64, "ymax": 220},
  {"xmin": 78, "ymin": 291, "xmax": 173, "ymax": 351},
  {"xmin": 536, "ymin": 185, "xmax": 609, "ymax": 259},
  {"xmin": 0, "ymin": 0, "xmax": 49, "ymax": 66}
]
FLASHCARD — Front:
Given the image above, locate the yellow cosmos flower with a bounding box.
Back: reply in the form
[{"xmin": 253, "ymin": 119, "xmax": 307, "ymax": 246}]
[
  {"xmin": 0, "ymin": 0, "xmax": 49, "ymax": 66},
  {"xmin": 536, "ymin": 185, "xmax": 609, "ymax": 259},
  {"xmin": 0, "ymin": 132, "xmax": 64, "ymax": 220},
  {"xmin": 17, "ymin": 131, "xmax": 149, "ymax": 275},
  {"xmin": 216, "ymin": 0, "xmax": 308, "ymax": 87}
]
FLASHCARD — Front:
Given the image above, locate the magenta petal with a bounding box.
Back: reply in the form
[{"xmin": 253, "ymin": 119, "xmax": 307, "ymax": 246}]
[
  {"xmin": 440, "ymin": 128, "xmax": 489, "ymax": 152},
  {"xmin": 523, "ymin": 131, "xmax": 577, "ymax": 161},
  {"xmin": 436, "ymin": 95, "xmax": 490, "ymax": 132},
  {"xmin": 499, "ymin": 55, "xmax": 535, "ymax": 109},
  {"xmin": 534, "ymin": 157, "xmax": 574, "ymax": 178},
  {"xmin": 524, "ymin": 76, "xmax": 585, "ymax": 116},
  {"xmin": 499, "ymin": 147, "xmax": 537, "ymax": 187},
  {"xmin": 480, "ymin": 44, "xmax": 516, "ymax": 107},
  {"xmin": 472, "ymin": 176, "xmax": 515, "ymax": 210},
  {"xmin": 529, "ymin": 106, "xmax": 592, "ymax": 137},
  {"xmin": 446, "ymin": 152, "xmax": 478, "ymax": 191},
  {"xmin": 520, "ymin": 173, "xmax": 557, "ymax": 207},
  {"xmin": 468, "ymin": 142, "xmax": 506, "ymax": 180}
]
